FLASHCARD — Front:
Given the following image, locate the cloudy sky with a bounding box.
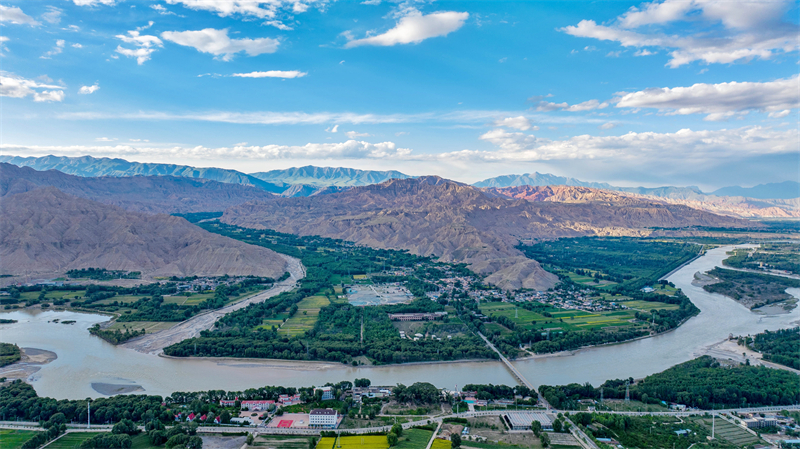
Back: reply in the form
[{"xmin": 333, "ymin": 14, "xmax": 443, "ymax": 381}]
[{"xmin": 1, "ymin": 0, "xmax": 798, "ymax": 190}]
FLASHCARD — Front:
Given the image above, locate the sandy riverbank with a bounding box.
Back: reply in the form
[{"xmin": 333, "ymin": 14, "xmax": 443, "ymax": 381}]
[
  {"xmin": 0, "ymin": 347, "xmax": 57, "ymax": 382},
  {"xmin": 697, "ymin": 338, "xmax": 800, "ymax": 374}
]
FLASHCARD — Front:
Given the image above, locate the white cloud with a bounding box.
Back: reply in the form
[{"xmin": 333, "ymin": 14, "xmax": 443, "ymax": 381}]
[
  {"xmin": 41, "ymin": 40, "xmax": 66, "ymax": 59},
  {"xmin": 72, "ymin": 43, "xmax": 83, "ymax": 49},
  {"xmin": 345, "ymin": 9, "xmax": 469, "ymax": 48},
  {"xmin": 73, "ymin": 0, "xmax": 116, "ymax": 6},
  {"xmin": 150, "ymin": 5, "xmax": 177, "ymax": 16},
  {"xmin": 161, "ymin": 28, "xmax": 279, "ymax": 61},
  {"xmin": 345, "ymin": 130, "xmax": 370, "ymax": 138},
  {"xmin": 535, "ymin": 99, "xmax": 609, "ymax": 112},
  {"xmin": 164, "ymin": 0, "xmax": 324, "ymax": 29},
  {"xmin": 64, "ymin": 25, "xmax": 80, "ymax": 32},
  {"xmin": 615, "ymin": 76, "xmax": 800, "ymax": 119},
  {"xmin": 493, "ymin": 116, "xmax": 538, "ymax": 131},
  {"xmin": 634, "ymin": 49, "xmax": 654, "ymax": 56},
  {"xmin": 1, "ymin": 73, "xmax": 66, "ymax": 102},
  {"xmin": 769, "ymin": 110, "xmax": 791, "ymax": 119},
  {"xmin": 606, "ymin": 51, "xmax": 622, "ymax": 57},
  {"xmin": 561, "ymin": 0, "xmax": 799, "ymax": 67},
  {"xmin": 231, "ymin": 70, "xmax": 307, "ymax": 78},
  {"xmin": 3, "ymin": 140, "xmax": 413, "ymax": 161},
  {"xmin": 115, "ymin": 30, "xmax": 163, "ymax": 64},
  {"xmin": 95, "ymin": 137, "xmax": 117, "ymax": 142},
  {"xmin": 599, "ymin": 122, "xmax": 618, "ymax": 130},
  {"xmin": 0, "ymin": 4, "xmax": 40, "ymax": 26},
  {"xmin": 41, "ymin": 6, "xmax": 62, "ymax": 24},
  {"xmin": 136, "ymin": 21, "xmax": 155, "ymax": 32},
  {"xmin": 326, "ymin": 125, "xmax": 339, "ymax": 133},
  {"xmin": 461, "ymin": 126, "xmax": 797, "ymax": 162},
  {"xmin": 78, "ymin": 83, "xmax": 100, "ymax": 94},
  {"xmin": 33, "ymin": 90, "xmax": 65, "ymax": 102}
]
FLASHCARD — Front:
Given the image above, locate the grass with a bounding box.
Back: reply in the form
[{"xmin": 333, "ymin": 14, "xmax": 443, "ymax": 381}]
[
  {"xmin": 46, "ymin": 432, "xmax": 105, "ymax": 449},
  {"xmin": 105, "ymin": 321, "xmax": 176, "ymax": 333},
  {"xmin": 692, "ymin": 417, "xmax": 760, "ymax": 446},
  {"xmin": 394, "ymin": 428, "xmax": 433, "ymax": 449},
  {"xmin": 19, "ymin": 290, "xmax": 86, "ymax": 302},
  {"xmin": 619, "ymin": 300, "xmax": 679, "ymax": 311},
  {"xmin": 0, "ymin": 429, "xmax": 42, "ymax": 449},
  {"xmin": 131, "ymin": 433, "xmax": 161, "ymax": 449},
  {"xmin": 279, "ymin": 295, "xmax": 331, "ymax": 337}
]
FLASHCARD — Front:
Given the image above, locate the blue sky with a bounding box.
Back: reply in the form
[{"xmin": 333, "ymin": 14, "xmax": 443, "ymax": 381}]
[{"xmin": 1, "ymin": 0, "xmax": 798, "ymax": 189}]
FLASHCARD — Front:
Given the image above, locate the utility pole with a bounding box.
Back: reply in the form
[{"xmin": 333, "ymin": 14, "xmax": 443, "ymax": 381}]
[{"xmin": 87, "ymin": 400, "xmax": 91, "ymax": 429}]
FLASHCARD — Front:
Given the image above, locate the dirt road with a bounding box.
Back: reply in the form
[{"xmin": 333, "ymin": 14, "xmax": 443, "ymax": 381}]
[{"xmin": 121, "ymin": 254, "xmax": 305, "ymax": 355}]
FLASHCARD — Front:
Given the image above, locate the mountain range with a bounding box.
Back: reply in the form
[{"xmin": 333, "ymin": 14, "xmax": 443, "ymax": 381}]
[
  {"xmin": 221, "ymin": 177, "xmax": 749, "ymax": 290},
  {"xmin": 0, "ymin": 187, "xmax": 288, "ymax": 281},
  {"xmin": 251, "ymin": 166, "xmax": 411, "ymax": 187}
]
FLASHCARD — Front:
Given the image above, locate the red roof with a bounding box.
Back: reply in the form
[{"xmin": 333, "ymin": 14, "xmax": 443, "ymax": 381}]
[{"xmin": 278, "ymin": 420, "xmax": 293, "ymax": 428}]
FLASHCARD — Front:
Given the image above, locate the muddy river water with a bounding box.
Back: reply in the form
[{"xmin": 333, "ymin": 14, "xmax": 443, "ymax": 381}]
[{"xmin": 1, "ymin": 245, "xmax": 798, "ymax": 399}]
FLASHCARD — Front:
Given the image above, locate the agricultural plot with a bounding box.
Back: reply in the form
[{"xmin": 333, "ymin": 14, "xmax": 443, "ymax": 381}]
[
  {"xmin": 46, "ymin": 432, "xmax": 105, "ymax": 449},
  {"xmin": 279, "ymin": 295, "xmax": 331, "ymax": 337},
  {"xmin": 479, "ymin": 303, "xmax": 640, "ymax": 332},
  {"xmin": 430, "ymin": 438, "xmax": 452, "ymax": 449},
  {"xmin": 620, "ymin": 300, "xmax": 679, "ymax": 311},
  {"xmin": 317, "ymin": 435, "xmax": 389, "ymax": 449},
  {"xmin": 18, "ymin": 290, "xmax": 85, "ymax": 301},
  {"xmin": 394, "ymin": 428, "xmax": 434, "ymax": 449},
  {"xmin": 692, "ymin": 417, "xmax": 760, "ymax": 446},
  {"xmin": 252, "ymin": 435, "xmax": 314, "ymax": 449},
  {"xmin": 0, "ymin": 429, "xmax": 42, "ymax": 449}
]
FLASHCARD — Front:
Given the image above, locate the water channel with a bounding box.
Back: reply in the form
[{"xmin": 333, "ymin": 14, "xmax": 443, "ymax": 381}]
[{"xmin": 1, "ymin": 245, "xmax": 798, "ymax": 400}]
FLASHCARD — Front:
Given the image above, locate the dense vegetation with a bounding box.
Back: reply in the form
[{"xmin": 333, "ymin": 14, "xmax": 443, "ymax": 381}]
[
  {"xmin": 703, "ymin": 267, "xmax": 800, "ymax": 309},
  {"xmin": 88, "ymin": 324, "xmax": 146, "ymax": 345},
  {"xmin": 747, "ymin": 327, "xmax": 800, "ymax": 369},
  {"xmin": 164, "ymin": 222, "xmax": 495, "ymax": 364},
  {"xmin": 461, "ymin": 384, "xmax": 533, "ymax": 399},
  {"xmin": 0, "ymin": 342, "xmax": 21, "ymax": 367},
  {"xmin": 520, "ymin": 237, "xmax": 701, "ymax": 290},
  {"xmin": 66, "ymin": 268, "xmax": 141, "ymax": 280},
  {"xmin": 540, "ymin": 356, "xmax": 800, "ymax": 410},
  {"xmin": 724, "ymin": 243, "xmax": 800, "ymax": 275}
]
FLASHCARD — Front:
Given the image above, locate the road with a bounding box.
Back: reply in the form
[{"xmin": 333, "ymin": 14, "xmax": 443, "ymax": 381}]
[
  {"xmin": 121, "ymin": 254, "xmax": 305, "ymax": 355},
  {"xmin": 477, "ymin": 332, "xmax": 552, "ymax": 409}
]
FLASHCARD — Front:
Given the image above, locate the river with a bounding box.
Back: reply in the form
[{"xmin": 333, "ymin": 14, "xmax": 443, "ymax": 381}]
[{"xmin": 1, "ymin": 245, "xmax": 798, "ymax": 400}]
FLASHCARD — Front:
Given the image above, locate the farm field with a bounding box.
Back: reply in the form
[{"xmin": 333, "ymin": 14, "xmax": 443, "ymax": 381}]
[
  {"xmin": 317, "ymin": 435, "xmax": 389, "ymax": 449},
  {"xmin": 106, "ymin": 321, "xmax": 176, "ymax": 333},
  {"xmin": 0, "ymin": 429, "xmax": 41, "ymax": 449},
  {"xmin": 620, "ymin": 300, "xmax": 679, "ymax": 311},
  {"xmin": 394, "ymin": 428, "xmax": 434, "ymax": 449},
  {"xmin": 479, "ymin": 303, "xmax": 641, "ymax": 332},
  {"xmin": 46, "ymin": 432, "xmax": 105, "ymax": 449},
  {"xmin": 18, "ymin": 290, "xmax": 85, "ymax": 301},
  {"xmin": 430, "ymin": 438, "xmax": 452, "ymax": 449},
  {"xmin": 691, "ymin": 417, "xmax": 761, "ymax": 446},
  {"xmin": 252, "ymin": 435, "xmax": 313, "ymax": 449},
  {"xmin": 279, "ymin": 295, "xmax": 330, "ymax": 337}
]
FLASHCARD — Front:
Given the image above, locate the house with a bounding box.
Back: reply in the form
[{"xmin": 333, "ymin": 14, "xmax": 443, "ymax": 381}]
[
  {"xmin": 316, "ymin": 387, "xmax": 334, "ymax": 401},
  {"xmin": 214, "ymin": 416, "xmax": 222, "ymax": 424},
  {"xmin": 387, "ymin": 312, "xmax": 447, "ymax": 321},
  {"xmin": 230, "ymin": 417, "xmax": 253, "ymax": 425},
  {"xmin": 186, "ymin": 413, "xmax": 196, "ymax": 422},
  {"xmin": 279, "ymin": 394, "xmax": 302, "ymax": 406},
  {"xmin": 199, "ymin": 414, "xmax": 207, "ymax": 422},
  {"xmin": 309, "ymin": 409, "xmax": 339, "ymax": 428},
  {"xmin": 220, "ymin": 399, "xmax": 237, "ymax": 407}
]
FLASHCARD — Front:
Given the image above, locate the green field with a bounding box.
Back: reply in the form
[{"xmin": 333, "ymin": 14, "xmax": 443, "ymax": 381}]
[
  {"xmin": 620, "ymin": 300, "xmax": 679, "ymax": 311},
  {"xmin": 131, "ymin": 433, "xmax": 161, "ymax": 449},
  {"xmin": 279, "ymin": 295, "xmax": 331, "ymax": 337},
  {"xmin": 46, "ymin": 432, "xmax": 105, "ymax": 449},
  {"xmin": 105, "ymin": 321, "xmax": 176, "ymax": 333},
  {"xmin": 430, "ymin": 438, "xmax": 452, "ymax": 449},
  {"xmin": 0, "ymin": 429, "xmax": 42, "ymax": 449},
  {"xmin": 691, "ymin": 417, "xmax": 760, "ymax": 446},
  {"xmin": 395, "ymin": 428, "xmax": 434, "ymax": 449},
  {"xmin": 18, "ymin": 290, "xmax": 85, "ymax": 301},
  {"xmin": 480, "ymin": 303, "xmax": 641, "ymax": 332}
]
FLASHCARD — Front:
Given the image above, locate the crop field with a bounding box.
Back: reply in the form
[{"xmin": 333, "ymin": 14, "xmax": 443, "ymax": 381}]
[
  {"xmin": 620, "ymin": 300, "xmax": 679, "ymax": 311},
  {"xmin": 279, "ymin": 295, "xmax": 331, "ymax": 337},
  {"xmin": 0, "ymin": 429, "xmax": 41, "ymax": 449},
  {"xmin": 253, "ymin": 435, "xmax": 314, "ymax": 449},
  {"xmin": 395, "ymin": 428, "xmax": 434, "ymax": 449},
  {"xmin": 18, "ymin": 290, "xmax": 85, "ymax": 301},
  {"xmin": 480, "ymin": 303, "xmax": 639, "ymax": 332},
  {"xmin": 46, "ymin": 432, "xmax": 105, "ymax": 449},
  {"xmin": 692, "ymin": 417, "xmax": 760, "ymax": 446},
  {"xmin": 317, "ymin": 435, "xmax": 389, "ymax": 449},
  {"xmin": 564, "ymin": 271, "xmax": 618, "ymax": 289},
  {"xmin": 430, "ymin": 438, "xmax": 452, "ymax": 449},
  {"xmin": 106, "ymin": 321, "xmax": 176, "ymax": 333}
]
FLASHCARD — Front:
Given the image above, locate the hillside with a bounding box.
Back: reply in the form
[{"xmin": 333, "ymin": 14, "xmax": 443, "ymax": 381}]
[
  {"xmin": 712, "ymin": 181, "xmax": 800, "ymax": 200},
  {"xmin": 250, "ymin": 165, "xmax": 411, "ymax": 187},
  {"xmin": 0, "ymin": 154, "xmax": 288, "ymax": 193},
  {"xmin": 0, "ymin": 163, "xmax": 278, "ymax": 214},
  {"xmin": 0, "ymin": 187, "xmax": 288, "ymax": 280},
  {"xmin": 222, "ymin": 177, "xmax": 750, "ymax": 290}
]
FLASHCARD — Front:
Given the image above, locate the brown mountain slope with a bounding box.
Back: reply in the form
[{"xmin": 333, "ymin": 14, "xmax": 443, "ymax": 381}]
[
  {"xmin": 486, "ymin": 184, "xmax": 800, "ymax": 218},
  {"xmin": 0, "ymin": 187, "xmax": 288, "ymax": 279},
  {"xmin": 0, "ymin": 162, "xmax": 277, "ymax": 214},
  {"xmin": 222, "ymin": 177, "xmax": 750, "ymax": 289}
]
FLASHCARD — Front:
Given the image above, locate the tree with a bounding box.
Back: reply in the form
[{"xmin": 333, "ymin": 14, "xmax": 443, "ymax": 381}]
[
  {"xmin": 246, "ymin": 434, "xmax": 254, "ymax": 445},
  {"xmin": 112, "ymin": 419, "xmax": 140, "ymax": 436},
  {"xmin": 553, "ymin": 419, "xmax": 562, "ymax": 433},
  {"xmin": 540, "ymin": 433, "xmax": 550, "ymax": 448},
  {"xmin": 355, "ymin": 378, "xmax": 371, "ymax": 388},
  {"xmin": 391, "ymin": 423, "xmax": 403, "ymax": 437},
  {"xmin": 220, "ymin": 410, "xmax": 231, "ymax": 424},
  {"xmin": 451, "ymin": 433, "xmax": 461, "ymax": 448},
  {"xmin": 187, "ymin": 436, "xmax": 203, "ymax": 449},
  {"xmin": 531, "ymin": 421, "xmax": 542, "ymax": 437},
  {"xmin": 387, "ymin": 432, "xmax": 398, "ymax": 446}
]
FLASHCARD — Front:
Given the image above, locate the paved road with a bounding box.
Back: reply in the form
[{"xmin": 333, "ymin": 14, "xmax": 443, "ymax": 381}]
[{"xmin": 122, "ymin": 254, "xmax": 305, "ymax": 355}]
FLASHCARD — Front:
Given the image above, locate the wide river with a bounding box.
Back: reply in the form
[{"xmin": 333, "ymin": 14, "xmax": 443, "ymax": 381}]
[{"xmin": 1, "ymin": 245, "xmax": 799, "ymax": 399}]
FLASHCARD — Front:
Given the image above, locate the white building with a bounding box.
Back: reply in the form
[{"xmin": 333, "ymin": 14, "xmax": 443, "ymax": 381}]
[
  {"xmin": 309, "ymin": 409, "xmax": 338, "ymax": 428},
  {"xmin": 316, "ymin": 386, "xmax": 334, "ymax": 401}
]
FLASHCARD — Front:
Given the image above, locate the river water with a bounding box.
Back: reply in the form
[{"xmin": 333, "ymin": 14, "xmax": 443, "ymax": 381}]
[{"xmin": 1, "ymin": 245, "xmax": 798, "ymax": 400}]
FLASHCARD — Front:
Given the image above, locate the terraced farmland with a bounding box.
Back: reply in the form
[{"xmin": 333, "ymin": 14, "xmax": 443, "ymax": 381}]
[{"xmin": 692, "ymin": 417, "xmax": 761, "ymax": 447}]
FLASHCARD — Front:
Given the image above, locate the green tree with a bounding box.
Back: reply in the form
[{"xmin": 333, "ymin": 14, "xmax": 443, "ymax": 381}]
[
  {"xmin": 391, "ymin": 423, "xmax": 403, "ymax": 437},
  {"xmin": 451, "ymin": 433, "xmax": 461, "ymax": 448},
  {"xmin": 540, "ymin": 433, "xmax": 550, "ymax": 448},
  {"xmin": 387, "ymin": 432, "xmax": 398, "ymax": 446},
  {"xmin": 220, "ymin": 410, "xmax": 231, "ymax": 424},
  {"xmin": 531, "ymin": 420, "xmax": 542, "ymax": 436}
]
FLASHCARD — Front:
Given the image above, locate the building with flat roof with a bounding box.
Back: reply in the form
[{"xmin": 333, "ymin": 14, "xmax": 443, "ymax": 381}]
[
  {"xmin": 309, "ymin": 408, "xmax": 339, "ymax": 428},
  {"xmin": 504, "ymin": 412, "xmax": 553, "ymax": 431}
]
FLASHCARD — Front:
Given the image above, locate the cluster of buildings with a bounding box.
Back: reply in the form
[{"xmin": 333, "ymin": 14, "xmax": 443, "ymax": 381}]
[
  {"xmin": 516, "ymin": 288, "xmax": 622, "ymax": 312},
  {"xmin": 351, "ymin": 386, "xmax": 393, "ymax": 403},
  {"xmin": 739, "ymin": 413, "xmax": 780, "ymax": 429},
  {"xmin": 388, "ymin": 312, "xmax": 448, "ymax": 321}
]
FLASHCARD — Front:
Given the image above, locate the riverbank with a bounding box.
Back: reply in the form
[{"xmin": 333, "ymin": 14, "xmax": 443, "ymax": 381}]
[
  {"xmin": 0, "ymin": 347, "xmax": 57, "ymax": 383},
  {"xmin": 698, "ymin": 338, "xmax": 800, "ymax": 375}
]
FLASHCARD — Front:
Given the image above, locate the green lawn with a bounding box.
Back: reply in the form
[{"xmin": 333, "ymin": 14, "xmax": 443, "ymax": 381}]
[
  {"xmin": 620, "ymin": 300, "xmax": 679, "ymax": 311},
  {"xmin": 0, "ymin": 429, "xmax": 42, "ymax": 449},
  {"xmin": 106, "ymin": 321, "xmax": 176, "ymax": 333},
  {"xmin": 131, "ymin": 433, "xmax": 162, "ymax": 449},
  {"xmin": 46, "ymin": 432, "xmax": 105, "ymax": 449},
  {"xmin": 395, "ymin": 428, "xmax": 433, "ymax": 449},
  {"xmin": 19, "ymin": 290, "xmax": 85, "ymax": 301},
  {"xmin": 480, "ymin": 303, "xmax": 640, "ymax": 332}
]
